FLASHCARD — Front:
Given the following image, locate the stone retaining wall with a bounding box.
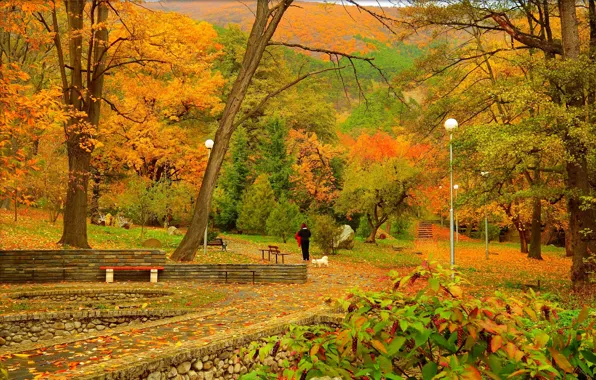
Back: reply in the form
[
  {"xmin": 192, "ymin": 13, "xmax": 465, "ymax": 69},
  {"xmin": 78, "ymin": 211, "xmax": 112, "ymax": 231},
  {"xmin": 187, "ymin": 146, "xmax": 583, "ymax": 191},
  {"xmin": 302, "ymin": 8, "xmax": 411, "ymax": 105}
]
[
  {"xmin": 75, "ymin": 308, "xmax": 342, "ymax": 380},
  {"xmin": 0, "ymin": 250, "xmax": 166, "ymax": 283},
  {"xmin": 0, "ymin": 251, "xmax": 308, "ymax": 284},
  {"xmin": 10, "ymin": 289, "xmax": 172, "ymax": 302},
  {"xmin": 0, "ymin": 309, "xmax": 189, "ymax": 348},
  {"xmin": 161, "ymin": 264, "xmax": 307, "ymax": 284},
  {"xmin": 140, "ymin": 338, "xmax": 301, "ymax": 380}
]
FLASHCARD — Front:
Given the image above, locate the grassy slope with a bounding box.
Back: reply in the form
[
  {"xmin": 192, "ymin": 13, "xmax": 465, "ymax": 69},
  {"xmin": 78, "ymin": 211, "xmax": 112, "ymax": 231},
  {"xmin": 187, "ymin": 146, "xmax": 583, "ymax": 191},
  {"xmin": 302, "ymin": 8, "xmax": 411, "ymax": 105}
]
[{"xmin": 2, "ymin": 209, "xmax": 589, "ymax": 308}]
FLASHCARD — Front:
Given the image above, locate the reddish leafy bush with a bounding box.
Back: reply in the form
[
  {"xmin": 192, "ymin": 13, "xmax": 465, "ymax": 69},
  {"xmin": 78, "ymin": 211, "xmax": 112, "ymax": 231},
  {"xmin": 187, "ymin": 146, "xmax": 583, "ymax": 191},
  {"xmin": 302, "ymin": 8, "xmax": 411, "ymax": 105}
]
[{"xmin": 244, "ymin": 262, "xmax": 596, "ymax": 379}]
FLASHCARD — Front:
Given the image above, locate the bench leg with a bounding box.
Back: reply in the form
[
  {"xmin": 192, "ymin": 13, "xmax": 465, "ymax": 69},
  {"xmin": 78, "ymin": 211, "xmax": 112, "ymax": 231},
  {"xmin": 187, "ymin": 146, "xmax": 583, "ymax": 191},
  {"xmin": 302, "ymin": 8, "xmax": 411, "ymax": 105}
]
[
  {"xmin": 150, "ymin": 269, "xmax": 158, "ymax": 283},
  {"xmin": 106, "ymin": 269, "xmax": 114, "ymax": 283}
]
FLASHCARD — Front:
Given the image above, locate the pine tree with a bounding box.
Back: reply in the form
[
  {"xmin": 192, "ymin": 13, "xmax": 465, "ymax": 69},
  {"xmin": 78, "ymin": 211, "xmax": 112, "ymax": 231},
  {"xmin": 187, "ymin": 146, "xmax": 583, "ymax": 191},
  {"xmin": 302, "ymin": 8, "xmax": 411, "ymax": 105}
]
[
  {"xmin": 258, "ymin": 117, "xmax": 293, "ymax": 199},
  {"xmin": 266, "ymin": 198, "xmax": 303, "ymax": 242},
  {"xmin": 214, "ymin": 128, "xmax": 251, "ymax": 230},
  {"xmin": 237, "ymin": 174, "xmax": 276, "ymax": 234}
]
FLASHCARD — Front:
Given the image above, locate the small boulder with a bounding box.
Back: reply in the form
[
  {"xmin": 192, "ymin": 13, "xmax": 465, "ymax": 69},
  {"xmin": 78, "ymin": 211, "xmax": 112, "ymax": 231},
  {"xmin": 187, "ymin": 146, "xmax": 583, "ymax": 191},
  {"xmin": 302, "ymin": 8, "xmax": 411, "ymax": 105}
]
[
  {"xmin": 168, "ymin": 226, "xmax": 182, "ymax": 236},
  {"xmin": 142, "ymin": 238, "xmax": 162, "ymax": 248},
  {"xmin": 334, "ymin": 225, "xmax": 355, "ymax": 250}
]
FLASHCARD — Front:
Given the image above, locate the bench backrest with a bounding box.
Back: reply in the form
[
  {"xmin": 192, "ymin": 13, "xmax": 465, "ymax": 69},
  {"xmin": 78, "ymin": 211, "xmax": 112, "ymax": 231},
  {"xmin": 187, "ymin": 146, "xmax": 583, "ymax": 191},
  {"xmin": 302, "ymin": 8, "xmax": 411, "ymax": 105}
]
[
  {"xmin": 268, "ymin": 245, "xmax": 280, "ymax": 253},
  {"xmin": 208, "ymin": 238, "xmax": 223, "ymax": 244}
]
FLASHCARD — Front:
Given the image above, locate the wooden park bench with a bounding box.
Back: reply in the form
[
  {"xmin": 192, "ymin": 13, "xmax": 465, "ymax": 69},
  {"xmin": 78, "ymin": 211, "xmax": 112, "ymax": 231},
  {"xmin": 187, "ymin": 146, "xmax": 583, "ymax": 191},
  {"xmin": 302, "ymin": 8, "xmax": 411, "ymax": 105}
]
[
  {"xmin": 259, "ymin": 245, "xmax": 291, "ymax": 264},
  {"xmin": 207, "ymin": 238, "xmax": 227, "ymax": 251},
  {"xmin": 99, "ymin": 266, "xmax": 164, "ymax": 283}
]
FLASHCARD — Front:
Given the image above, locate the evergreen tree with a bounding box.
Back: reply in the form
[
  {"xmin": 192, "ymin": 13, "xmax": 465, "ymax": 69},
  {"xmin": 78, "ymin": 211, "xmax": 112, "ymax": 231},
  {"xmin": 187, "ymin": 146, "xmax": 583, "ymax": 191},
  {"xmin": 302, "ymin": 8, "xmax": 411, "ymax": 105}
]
[
  {"xmin": 213, "ymin": 128, "xmax": 251, "ymax": 230},
  {"xmin": 258, "ymin": 117, "xmax": 293, "ymax": 199},
  {"xmin": 266, "ymin": 198, "xmax": 303, "ymax": 243},
  {"xmin": 237, "ymin": 174, "xmax": 276, "ymax": 234}
]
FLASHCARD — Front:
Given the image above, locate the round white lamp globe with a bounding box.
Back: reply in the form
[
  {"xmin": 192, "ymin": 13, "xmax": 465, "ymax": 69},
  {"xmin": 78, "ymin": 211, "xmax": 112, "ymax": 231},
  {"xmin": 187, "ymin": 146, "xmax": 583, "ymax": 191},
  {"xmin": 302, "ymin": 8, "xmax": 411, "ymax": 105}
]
[
  {"xmin": 444, "ymin": 118, "xmax": 459, "ymax": 131},
  {"xmin": 205, "ymin": 139, "xmax": 214, "ymax": 149}
]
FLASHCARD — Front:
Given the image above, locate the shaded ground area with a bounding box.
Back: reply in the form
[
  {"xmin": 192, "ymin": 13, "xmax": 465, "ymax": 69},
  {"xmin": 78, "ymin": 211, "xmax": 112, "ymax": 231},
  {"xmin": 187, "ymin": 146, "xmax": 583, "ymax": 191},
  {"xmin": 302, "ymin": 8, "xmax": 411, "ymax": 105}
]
[{"xmin": 0, "ymin": 240, "xmax": 392, "ymax": 379}]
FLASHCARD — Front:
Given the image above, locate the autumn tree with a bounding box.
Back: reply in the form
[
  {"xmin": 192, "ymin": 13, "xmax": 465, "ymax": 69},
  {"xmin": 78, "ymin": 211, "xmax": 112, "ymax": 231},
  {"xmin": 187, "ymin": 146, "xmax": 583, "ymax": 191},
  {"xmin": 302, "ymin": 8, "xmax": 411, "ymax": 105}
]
[
  {"xmin": 289, "ymin": 129, "xmax": 343, "ymax": 211},
  {"xmin": 0, "ymin": 65, "xmax": 62, "ymax": 220},
  {"xmin": 16, "ymin": 0, "xmax": 223, "ymax": 248},
  {"xmin": 336, "ymin": 132, "xmax": 419, "ymax": 243}
]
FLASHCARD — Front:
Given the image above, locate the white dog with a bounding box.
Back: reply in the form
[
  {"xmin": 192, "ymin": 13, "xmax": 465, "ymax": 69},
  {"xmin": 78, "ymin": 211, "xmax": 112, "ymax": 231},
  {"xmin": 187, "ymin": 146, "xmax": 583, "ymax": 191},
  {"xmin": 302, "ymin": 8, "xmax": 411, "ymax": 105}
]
[{"xmin": 311, "ymin": 256, "xmax": 329, "ymax": 267}]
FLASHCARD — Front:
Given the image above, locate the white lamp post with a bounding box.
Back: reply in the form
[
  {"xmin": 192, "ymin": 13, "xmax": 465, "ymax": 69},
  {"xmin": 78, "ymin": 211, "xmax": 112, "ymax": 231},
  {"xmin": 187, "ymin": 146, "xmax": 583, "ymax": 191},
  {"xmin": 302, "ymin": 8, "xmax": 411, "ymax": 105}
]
[
  {"xmin": 444, "ymin": 118, "xmax": 458, "ymax": 278},
  {"xmin": 481, "ymin": 171, "xmax": 490, "ymax": 260},
  {"xmin": 454, "ymin": 184, "xmax": 459, "ymax": 243},
  {"xmin": 203, "ymin": 139, "xmax": 214, "ymax": 255}
]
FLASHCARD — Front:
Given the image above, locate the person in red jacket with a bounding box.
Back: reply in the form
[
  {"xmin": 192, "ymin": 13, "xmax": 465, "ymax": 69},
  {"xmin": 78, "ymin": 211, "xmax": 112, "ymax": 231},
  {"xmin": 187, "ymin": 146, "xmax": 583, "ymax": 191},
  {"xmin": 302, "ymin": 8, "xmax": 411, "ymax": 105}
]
[{"xmin": 296, "ymin": 223, "xmax": 311, "ymax": 261}]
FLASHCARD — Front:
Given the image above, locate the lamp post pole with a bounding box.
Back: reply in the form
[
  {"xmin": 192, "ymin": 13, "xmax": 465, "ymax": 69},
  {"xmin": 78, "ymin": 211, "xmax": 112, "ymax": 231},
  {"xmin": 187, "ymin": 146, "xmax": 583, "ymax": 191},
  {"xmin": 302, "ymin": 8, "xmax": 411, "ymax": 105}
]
[
  {"xmin": 481, "ymin": 171, "xmax": 489, "ymax": 260},
  {"xmin": 203, "ymin": 139, "xmax": 214, "ymax": 255},
  {"xmin": 454, "ymin": 184, "xmax": 459, "ymax": 244},
  {"xmin": 444, "ymin": 119, "xmax": 458, "ymax": 278}
]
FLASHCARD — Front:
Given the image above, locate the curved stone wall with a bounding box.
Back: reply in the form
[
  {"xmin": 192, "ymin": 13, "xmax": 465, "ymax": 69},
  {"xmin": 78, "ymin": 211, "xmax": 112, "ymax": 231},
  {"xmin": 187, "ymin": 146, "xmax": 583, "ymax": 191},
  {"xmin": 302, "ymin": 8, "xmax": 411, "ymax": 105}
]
[{"xmin": 0, "ymin": 309, "xmax": 189, "ymax": 348}]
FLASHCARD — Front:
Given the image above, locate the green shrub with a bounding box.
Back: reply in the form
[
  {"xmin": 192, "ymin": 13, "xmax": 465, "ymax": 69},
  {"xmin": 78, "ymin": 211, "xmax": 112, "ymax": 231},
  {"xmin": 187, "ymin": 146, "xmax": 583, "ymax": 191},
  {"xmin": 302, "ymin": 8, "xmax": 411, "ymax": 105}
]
[
  {"xmin": 309, "ymin": 213, "xmax": 342, "ymax": 254},
  {"xmin": 242, "ymin": 262, "xmax": 596, "ymax": 379},
  {"xmin": 356, "ymin": 216, "xmax": 371, "ymax": 239},
  {"xmin": 390, "ymin": 218, "xmax": 411, "ymax": 237},
  {"xmin": 480, "ymin": 222, "xmax": 501, "ymax": 242}
]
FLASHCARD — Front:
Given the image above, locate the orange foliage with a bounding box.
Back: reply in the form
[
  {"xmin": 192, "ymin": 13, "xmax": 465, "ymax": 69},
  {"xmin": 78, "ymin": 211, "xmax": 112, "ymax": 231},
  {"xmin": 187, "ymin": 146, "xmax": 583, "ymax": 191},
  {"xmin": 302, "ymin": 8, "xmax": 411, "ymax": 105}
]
[
  {"xmin": 146, "ymin": 1, "xmax": 396, "ymax": 55},
  {"xmin": 343, "ymin": 131, "xmax": 430, "ymax": 164},
  {"xmin": 98, "ymin": 9, "xmax": 225, "ymax": 185},
  {"xmin": 0, "ymin": 64, "xmax": 63, "ymax": 199},
  {"xmin": 288, "ymin": 130, "xmax": 343, "ymax": 208}
]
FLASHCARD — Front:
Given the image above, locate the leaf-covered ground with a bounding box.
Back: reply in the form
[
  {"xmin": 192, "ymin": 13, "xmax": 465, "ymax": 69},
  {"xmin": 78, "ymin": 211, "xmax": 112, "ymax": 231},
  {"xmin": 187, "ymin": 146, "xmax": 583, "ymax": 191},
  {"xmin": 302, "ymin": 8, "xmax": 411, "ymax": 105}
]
[{"xmin": 0, "ymin": 209, "xmax": 586, "ymax": 378}]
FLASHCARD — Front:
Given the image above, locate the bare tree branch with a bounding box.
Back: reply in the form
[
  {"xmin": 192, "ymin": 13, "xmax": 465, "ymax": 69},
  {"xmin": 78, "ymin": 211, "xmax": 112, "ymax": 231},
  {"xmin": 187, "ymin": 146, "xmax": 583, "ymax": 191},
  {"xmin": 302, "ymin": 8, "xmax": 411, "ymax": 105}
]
[{"xmin": 101, "ymin": 97, "xmax": 148, "ymax": 124}]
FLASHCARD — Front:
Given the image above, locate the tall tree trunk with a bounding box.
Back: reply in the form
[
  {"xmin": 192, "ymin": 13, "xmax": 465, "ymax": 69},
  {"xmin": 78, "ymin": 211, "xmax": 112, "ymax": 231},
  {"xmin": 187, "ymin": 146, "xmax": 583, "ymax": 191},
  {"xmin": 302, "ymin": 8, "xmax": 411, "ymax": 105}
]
[
  {"xmin": 518, "ymin": 226, "xmax": 529, "ymax": 254},
  {"xmin": 528, "ymin": 197, "xmax": 543, "ymax": 259},
  {"xmin": 559, "ymin": 0, "xmax": 596, "ymax": 286},
  {"xmin": 513, "ymin": 217, "xmax": 529, "ymax": 253},
  {"xmin": 57, "ymin": 0, "xmax": 108, "ymax": 248},
  {"xmin": 89, "ymin": 168, "xmax": 101, "ymax": 224},
  {"xmin": 565, "ymin": 229, "xmax": 573, "ymax": 257},
  {"xmin": 59, "ymin": 143, "xmax": 92, "ymax": 248},
  {"xmin": 171, "ymin": 0, "xmax": 293, "ymax": 261},
  {"xmin": 13, "ymin": 188, "xmax": 17, "ymax": 222},
  {"xmin": 566, "ymin": 150, "xmax": 596, "ymax": 284}
]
